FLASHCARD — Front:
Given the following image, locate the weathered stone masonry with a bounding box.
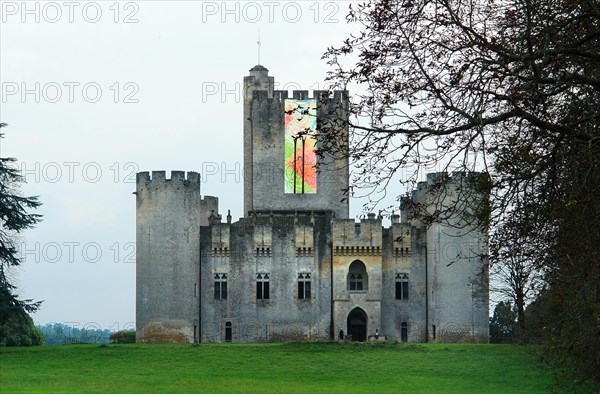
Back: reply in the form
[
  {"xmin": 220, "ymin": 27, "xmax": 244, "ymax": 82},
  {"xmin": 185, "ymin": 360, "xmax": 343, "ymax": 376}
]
[{"xmin": 135, "ymin": 65, "xmax": 489, "ymax": 344}]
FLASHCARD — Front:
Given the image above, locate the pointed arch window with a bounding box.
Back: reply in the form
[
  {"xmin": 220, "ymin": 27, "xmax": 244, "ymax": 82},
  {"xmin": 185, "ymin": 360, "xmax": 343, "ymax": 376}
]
[{"xmin": 347, "ymin": 260, "xmax": 368, "ymax": 291}]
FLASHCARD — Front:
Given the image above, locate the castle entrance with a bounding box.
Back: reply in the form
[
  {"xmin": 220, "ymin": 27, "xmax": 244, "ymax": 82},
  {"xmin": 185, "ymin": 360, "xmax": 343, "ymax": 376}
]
[{"xmin": 347, "ymin": 308, "xmax": 367, "ymax": 342}]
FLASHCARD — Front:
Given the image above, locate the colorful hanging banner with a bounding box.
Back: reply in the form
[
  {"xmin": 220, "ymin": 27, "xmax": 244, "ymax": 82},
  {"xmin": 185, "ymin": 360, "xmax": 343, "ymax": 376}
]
[{"xmin": 284, "ymin": 99, "xmax": 317, "ymax": 194}]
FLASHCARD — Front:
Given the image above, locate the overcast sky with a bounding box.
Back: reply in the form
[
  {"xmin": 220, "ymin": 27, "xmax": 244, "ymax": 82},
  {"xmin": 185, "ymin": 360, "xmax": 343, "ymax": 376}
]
[
  {"xmin": 0, "ymin": 0, "xmax": 468, "ymax": 330},
  {"xmin": 0, "ymin": 1, "xmax": 420, "ymax": 329}
]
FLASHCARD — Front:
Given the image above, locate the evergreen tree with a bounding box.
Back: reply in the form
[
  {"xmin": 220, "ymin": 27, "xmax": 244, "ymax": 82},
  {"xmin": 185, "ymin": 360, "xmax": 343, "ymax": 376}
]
[
  {"xmin": 489, "ymin": 301, "xmax": 517, "ymax": 342},
  {"xmin": 0, "ymin": 123, "xmax": 44, "ymax": 346}
]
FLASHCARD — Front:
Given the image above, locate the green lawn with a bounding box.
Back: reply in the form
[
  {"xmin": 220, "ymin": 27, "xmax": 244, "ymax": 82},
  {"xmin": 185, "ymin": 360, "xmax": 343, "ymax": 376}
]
[{"xmin": 1, "ymin": 342, "xmax": 555, "ymax": 393}]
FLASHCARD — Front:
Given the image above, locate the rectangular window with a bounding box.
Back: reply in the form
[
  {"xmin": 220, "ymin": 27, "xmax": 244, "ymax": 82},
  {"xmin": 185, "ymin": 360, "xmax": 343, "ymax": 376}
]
[
  {"xmin": 297, "ymin": 272, "xmax": 311, "ymax": 300},
  {"xmin": 214, "ymin": 273, "xmax": 228, "ymax": 300},
  {"xmin": 349, "ymin": 273, "xmax": 364, "ymax": 291},
  {"xmin": 256, "ymin": 273, "xmax": 270, "ymax": 300},
  {"xmin": 395, "ymin": 273, "xmax": 409, "ymax": 300}
]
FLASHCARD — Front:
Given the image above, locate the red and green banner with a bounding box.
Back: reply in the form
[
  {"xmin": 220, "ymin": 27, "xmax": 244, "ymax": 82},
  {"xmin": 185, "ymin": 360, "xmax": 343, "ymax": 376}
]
[{"xmin": 284, "ymin": 99, "xmax": 317, "ymax": 194}]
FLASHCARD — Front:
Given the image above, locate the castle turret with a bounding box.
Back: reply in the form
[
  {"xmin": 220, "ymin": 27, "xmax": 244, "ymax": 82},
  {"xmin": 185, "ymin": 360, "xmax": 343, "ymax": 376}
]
[
  {"xmin": 414, "ymin": 172, "xmax": 489, "ymax": 342},
  {"xmin": 136, "ymin": 171, "xmax": 201, "ymax": 343},
  {"xmin": 243, "ymin": 64, "xmax": 274, "ymax": 100}
]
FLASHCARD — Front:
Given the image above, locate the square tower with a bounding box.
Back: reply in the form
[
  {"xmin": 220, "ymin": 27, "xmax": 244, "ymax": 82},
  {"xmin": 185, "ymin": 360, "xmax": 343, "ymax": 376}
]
[{"xmin": 243, "ymin": 65, "xmax": 350, "ymax": 218}]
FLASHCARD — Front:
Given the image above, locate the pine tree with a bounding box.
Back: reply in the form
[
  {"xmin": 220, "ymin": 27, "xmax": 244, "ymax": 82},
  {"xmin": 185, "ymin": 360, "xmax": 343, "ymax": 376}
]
[{"xmin": 0, "ymin": 123, "xmax": 44, "ymax": 346}]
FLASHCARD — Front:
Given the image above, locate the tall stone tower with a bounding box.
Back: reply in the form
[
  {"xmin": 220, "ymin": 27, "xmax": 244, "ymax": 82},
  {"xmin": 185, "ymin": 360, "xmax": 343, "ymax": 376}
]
[
  {"xmin": 135, "ymin": 171, "xmax": 202, "ymax": 343},
  {"xmin": 407, "ymin": 172, "xmax": 490, "ymax": 342},
  {"xmin": 243, "ymin": 65, "xmax": 350, "ymax": 218}
]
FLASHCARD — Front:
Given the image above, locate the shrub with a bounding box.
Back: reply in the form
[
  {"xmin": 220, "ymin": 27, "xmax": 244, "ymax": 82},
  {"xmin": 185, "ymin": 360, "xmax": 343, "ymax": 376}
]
[
  {"xmin": 109, "ymin": 330, "xmax": 136, "ymax": 344},
  {"xmin": 0, "ymin": 312, "xmax": 44, "ymax": 347}
]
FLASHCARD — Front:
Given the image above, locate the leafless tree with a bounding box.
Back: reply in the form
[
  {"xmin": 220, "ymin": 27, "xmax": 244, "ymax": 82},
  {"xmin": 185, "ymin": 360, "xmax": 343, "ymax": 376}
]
[
  {"xmin": 319, "ymin": 0, "xmax": 599, "ymax": 387},
  {"xmin": 490, "ymin": 241, "xmax": 546, "ymax": 338}
]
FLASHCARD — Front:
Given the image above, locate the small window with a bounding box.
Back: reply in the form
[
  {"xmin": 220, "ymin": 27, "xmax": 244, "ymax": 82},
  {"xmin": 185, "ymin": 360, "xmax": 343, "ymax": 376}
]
[
  {"xmin": 256, "ymin": 273, "xmax": 270, "ymax": 300},
  {"xmin": 298, "ymin": 272, "xmax": 311, "ymax": 300},
  {"xmin": 401, "ymin": 322, "xmax": 408, "ymax": 342},
  {"xmin": 214, "ymin": 273, "xmax": 228, "ymax": 300},
  {"xmin": 432, "ymin": 325, "xmax": 436, "ymax": 340},
  {"xmin": 395, "ymin": 273, "xmax": 409, "ymax": 300}
]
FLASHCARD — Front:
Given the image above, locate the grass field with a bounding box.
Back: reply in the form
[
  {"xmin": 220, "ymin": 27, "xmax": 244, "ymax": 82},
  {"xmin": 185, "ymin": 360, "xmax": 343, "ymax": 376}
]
[{"xmin": 1, "ymin": 342, "xmax": 555, "ymax": 393}]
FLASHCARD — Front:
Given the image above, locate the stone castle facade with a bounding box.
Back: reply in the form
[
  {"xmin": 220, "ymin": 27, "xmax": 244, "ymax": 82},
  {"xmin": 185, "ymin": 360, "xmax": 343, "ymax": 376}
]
[{"xmin": 135, "ymin": 65, "xmax": 489, "ymax": 343}]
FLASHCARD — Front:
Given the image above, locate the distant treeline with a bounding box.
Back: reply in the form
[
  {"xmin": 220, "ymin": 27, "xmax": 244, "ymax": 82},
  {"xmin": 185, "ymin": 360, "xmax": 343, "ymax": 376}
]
[{"xmin": 36, "ymin": 323, "xmax": 133, "ymax": 345}]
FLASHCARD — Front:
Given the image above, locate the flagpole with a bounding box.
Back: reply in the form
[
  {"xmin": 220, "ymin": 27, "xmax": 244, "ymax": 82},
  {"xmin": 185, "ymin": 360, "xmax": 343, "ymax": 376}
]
[{"xmin": 257, "ymin": 29, "xmax": 261, "ymax": 65}]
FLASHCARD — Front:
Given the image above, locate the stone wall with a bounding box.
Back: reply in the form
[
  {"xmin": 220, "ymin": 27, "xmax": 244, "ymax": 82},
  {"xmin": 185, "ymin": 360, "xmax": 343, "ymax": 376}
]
[
  {"xmin": 380, "ymin": 224, "xmax": 427, "ymax": 342},
  {"xmin": 199, "ymin": 212, "xmax": 334, "ymax": 342}
]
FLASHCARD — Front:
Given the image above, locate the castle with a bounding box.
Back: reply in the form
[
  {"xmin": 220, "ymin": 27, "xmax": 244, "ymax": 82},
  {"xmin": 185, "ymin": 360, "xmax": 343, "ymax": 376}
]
[{"xmin": 135, "ymin": 65, "xmax": 489, "ymax": 343}]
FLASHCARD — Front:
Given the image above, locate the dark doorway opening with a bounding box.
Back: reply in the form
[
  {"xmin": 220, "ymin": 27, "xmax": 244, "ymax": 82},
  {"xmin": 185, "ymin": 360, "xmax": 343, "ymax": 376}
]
[
  {"xmin": 225, "ymin": 322, "xmax": 232, "ymax": 342},
  {"xmin": 347, "ymin": 308, "xmax": 367, "ymax": 342}
]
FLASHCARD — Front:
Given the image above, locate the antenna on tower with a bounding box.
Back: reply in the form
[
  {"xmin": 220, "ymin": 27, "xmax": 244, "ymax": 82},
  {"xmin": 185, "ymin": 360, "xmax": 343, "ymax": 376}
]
[{"xmin": 257, "ymin": 29, "xmax": 261, "ymax": 65}]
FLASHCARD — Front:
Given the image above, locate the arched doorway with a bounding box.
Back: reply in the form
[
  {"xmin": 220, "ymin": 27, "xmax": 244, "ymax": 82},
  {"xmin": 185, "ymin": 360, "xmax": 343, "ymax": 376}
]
[{"xmin": 347, "ymin": 308, "xmax": 367, "ymax": 342}]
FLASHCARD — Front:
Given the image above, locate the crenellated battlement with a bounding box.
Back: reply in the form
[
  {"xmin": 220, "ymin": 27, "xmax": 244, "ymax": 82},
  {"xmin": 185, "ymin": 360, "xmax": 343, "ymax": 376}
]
[
  {"xmin": 390, "ymin": 222, "xmax": 413, "ymax": 257},
  {"xmin": 136, "ymin": 170, "xmax": 200, "ymax": 185},
  {"xmin": 243, "ymin": 64, "xmax": 348, "ymax": 104},
  {"xmin": 330, "ymin": 214, "xmax": 418, "ymax": 257},
  {"xmin": 204, "ymin": 212, "xmax": 328, "ymax": 258},
  {"xmin": 211, "ymin": 222, "xmax": 230, "ymax": 256},
  {"xmin": 332, "ymin": 216, "xmax": 383, "ymax": 253},
  {"xmin": 413, "ymin": 171, "xmax": 487, "ymax": 193},
  {"xmin": 249, "ymin": 89, "xmax": 349, "ymax": 102},
  {"xmin": 409, "ymin": 171, "xmax": 489, "ymax": 227}
]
